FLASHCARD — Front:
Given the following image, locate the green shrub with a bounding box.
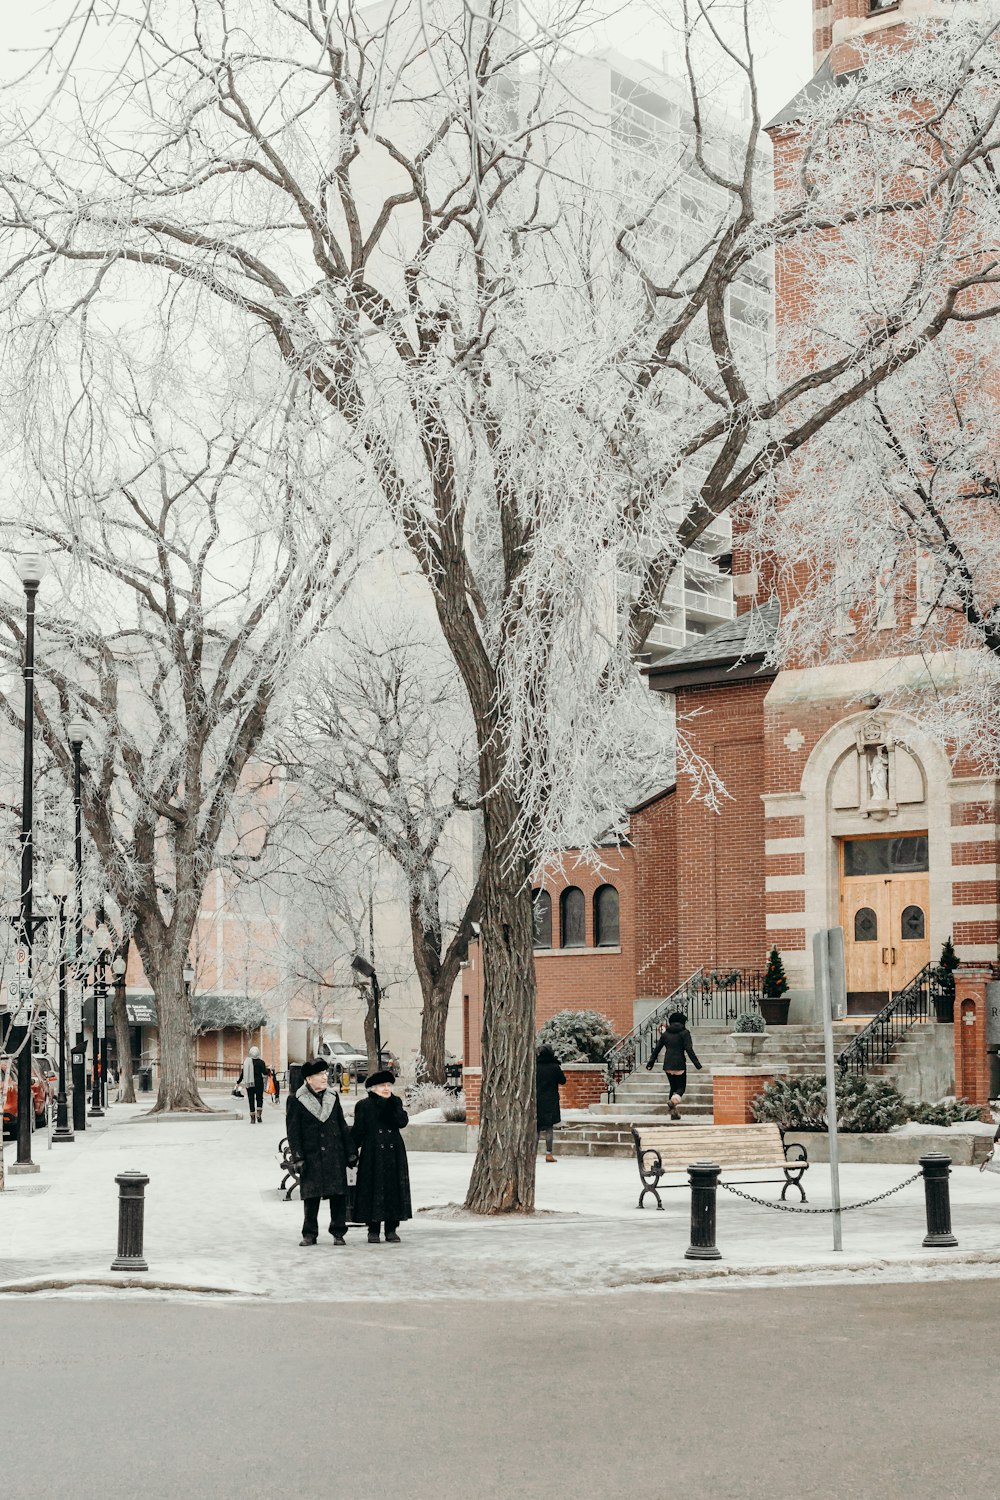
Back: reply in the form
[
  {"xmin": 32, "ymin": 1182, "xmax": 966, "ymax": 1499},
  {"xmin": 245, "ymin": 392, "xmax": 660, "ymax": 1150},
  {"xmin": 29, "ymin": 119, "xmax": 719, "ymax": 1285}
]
[
  {"xmin": 536, "ymin": 1009, "xmax": 617, "ymax": 1063},
  {"xmin": 906, "ymin": 1098, "xmax": 983, "ymax": 1126},
  {"xmin": 733, "ymin": 1010, "xmax": 766, "ymax": 1034},
  {"xmin": 752, "ymin": 1074, "xmax": 908, "ymax": 1133}
]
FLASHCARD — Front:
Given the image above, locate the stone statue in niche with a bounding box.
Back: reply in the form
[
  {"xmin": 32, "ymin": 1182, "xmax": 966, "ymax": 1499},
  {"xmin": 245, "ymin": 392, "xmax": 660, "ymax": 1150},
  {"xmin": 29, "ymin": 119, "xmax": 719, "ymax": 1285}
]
[{"xmin": 868, "ymin": 745, "xmax": 889, "ymax": 802}]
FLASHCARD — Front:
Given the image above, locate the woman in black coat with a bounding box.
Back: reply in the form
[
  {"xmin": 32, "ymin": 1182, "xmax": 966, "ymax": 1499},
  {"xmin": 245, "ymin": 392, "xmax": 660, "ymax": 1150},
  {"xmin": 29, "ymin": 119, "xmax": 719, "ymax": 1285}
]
[
  {"xmin": 285, "ymin": 1058, "xmax": 357, "ymax": 1246},
  {"xmin": 646, "ymin": 1011, "xmax": 702, "ymax": 1120},
  {"xmin": 351, "ymin": 1072, "xmax": 412, "ymax": 1244},
  {"xmin": 536, "ymin": 1045, "xmax": 567, "ymax": 1163}
]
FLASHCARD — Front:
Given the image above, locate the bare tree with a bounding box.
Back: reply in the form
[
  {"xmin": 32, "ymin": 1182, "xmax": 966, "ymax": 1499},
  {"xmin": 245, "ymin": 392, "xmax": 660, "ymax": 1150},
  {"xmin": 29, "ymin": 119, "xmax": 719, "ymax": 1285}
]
[
  {"xmin": 0, "ymin": 383, "xmax": 362, "ymax": 1111},
  {"xmin": 273, "ymin": 627, "xmax": 479, "ymax": 1082},
  {"xmin": 1, "ymin": 0, "xmax": 999, "ymax": 1202}
]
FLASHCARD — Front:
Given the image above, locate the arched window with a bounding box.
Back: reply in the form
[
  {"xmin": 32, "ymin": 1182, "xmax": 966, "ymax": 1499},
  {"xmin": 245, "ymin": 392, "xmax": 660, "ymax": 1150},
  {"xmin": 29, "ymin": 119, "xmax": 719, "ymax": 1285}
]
[
  {"xmin": 854, "ymin": 906, "xmax": 878, "ymax": 942},
  {"xmin": 901, "ymin": 904, "xmax": 925, "ymax": 940},
  {"xmin": 594, "ymin": 885, "xmax": 620, "ymax": 947},
  {"xmin": 532, "ymin": 889, "xmax": 552, "ymax": 949},
  {"xmin": 560, "ymin": 887, "xmax": 586, "ymax": 948}
]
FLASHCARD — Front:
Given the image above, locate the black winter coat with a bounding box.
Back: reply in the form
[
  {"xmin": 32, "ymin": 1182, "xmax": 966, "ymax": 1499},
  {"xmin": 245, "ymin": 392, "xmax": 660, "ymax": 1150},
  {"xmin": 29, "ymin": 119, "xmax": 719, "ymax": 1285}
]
[
  {"xmin": 536, "ymin": 1059, "xmax": 567, "ymax": 1130},
  {"xmin": 285, "ymin": 1087, "xmax": 355, "ymax": 1200},
  {"xmin": 352, "ymin": 1093, "xmax": 412, "ymax": 1225},
  {"xmin": 648, "ymin": 1020, "xmax": 702, "ymax": 1073}
]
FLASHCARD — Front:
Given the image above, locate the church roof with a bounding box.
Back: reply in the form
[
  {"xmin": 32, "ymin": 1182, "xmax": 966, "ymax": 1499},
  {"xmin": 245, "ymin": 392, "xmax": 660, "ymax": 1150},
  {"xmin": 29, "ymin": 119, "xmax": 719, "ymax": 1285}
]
[
  {"xmin": 645, "ymin": 597, "xmax": 780, "ymax": 691},
  {"xmin": 766, "ymin": 56, "xmax": 858, "ymax": 131}
]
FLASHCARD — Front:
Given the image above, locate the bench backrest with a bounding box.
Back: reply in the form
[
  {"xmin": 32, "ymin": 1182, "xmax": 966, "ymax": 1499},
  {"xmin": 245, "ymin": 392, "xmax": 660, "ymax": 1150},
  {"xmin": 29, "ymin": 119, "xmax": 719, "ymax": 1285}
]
[{"xmin": 633, "ymin": 1122, "xmax": 785, "ymax": 1169}]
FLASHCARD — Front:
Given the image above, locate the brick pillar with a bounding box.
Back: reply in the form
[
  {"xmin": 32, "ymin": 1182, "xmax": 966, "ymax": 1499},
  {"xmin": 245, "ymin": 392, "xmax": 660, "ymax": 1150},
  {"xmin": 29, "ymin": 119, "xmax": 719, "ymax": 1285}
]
[
  {"xmin": 463, "ymin": 1068, "xmax": 482, "ymax": 1126},
  {"xmin": 561, "ymin": 1064, "xmax": 606, "ymax": 1110},
  {"xmin": 954, "ymin": 973, "xmax": 991, "ymax": 1118},
  {"xmin": 712, "ymin": 1067, "xmax": 784, "ymax": 1125}
]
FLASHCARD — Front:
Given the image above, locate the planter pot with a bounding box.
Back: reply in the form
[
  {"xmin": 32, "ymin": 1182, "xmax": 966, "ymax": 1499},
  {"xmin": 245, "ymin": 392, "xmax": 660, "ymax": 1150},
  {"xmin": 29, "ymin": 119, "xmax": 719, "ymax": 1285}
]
[
  {"xmin": 759, "ymin": 997, "xmax": 790, "ymax": 1027},
  {"xmin": 728, "ymin": 1032, "xmax": 768, "ymax": 1062}
]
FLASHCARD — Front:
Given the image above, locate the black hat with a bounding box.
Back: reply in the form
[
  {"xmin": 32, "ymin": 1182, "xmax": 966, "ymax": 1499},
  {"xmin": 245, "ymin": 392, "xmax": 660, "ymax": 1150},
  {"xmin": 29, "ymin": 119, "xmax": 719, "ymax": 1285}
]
[
  {"xmin": 364, "ymin": 1070, "xmax": 396, "ymax": 1089},
  {"xmin": 302, "ymin": 1058, "xmax": 328, "ymax": 1079}
]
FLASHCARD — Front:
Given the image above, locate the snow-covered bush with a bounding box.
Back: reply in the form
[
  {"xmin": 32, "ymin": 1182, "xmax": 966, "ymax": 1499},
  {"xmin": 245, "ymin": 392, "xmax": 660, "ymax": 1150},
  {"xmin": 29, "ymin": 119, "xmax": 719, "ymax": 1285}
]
[
  {"xmin": 405, "ymin": 1081, "xmax": 454, "ymax": 1116},
  {"xmin": 536, "ymin": 1010, "xmax": 617, "ymax": 1063},
  {"xmin": 441, "ymin": 1093, "xmax": 466, "ymax": 1123},
  {"xmin": 733, "ymin": 1010, "xmax": 766, "ymax": 1034},
  {"xmin": 752, "ymin": 1075, "xmax": 908, "ymax": 1133},
  {"xmin": 906, "ymin": 1098, "xmax": 984, "ymax": 1125}
]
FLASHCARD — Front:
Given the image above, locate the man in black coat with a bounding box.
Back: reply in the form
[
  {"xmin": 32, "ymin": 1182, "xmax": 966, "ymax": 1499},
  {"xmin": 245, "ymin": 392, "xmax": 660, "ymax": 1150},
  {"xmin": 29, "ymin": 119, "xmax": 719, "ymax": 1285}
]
[{"xmin": 285, "ymin": 1058, "xmax": 357, "ymax": 1246}]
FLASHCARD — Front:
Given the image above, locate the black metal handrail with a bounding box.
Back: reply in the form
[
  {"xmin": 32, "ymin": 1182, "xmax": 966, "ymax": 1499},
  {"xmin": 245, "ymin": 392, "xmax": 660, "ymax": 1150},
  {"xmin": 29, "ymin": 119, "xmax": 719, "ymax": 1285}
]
[
  {"xmin": 604, "ymin": 967, "xmax": 765, "ymax": 1100},
  {"xmin": 837, "ymin": 962, "xmax": 948, "ymax": 1078}
]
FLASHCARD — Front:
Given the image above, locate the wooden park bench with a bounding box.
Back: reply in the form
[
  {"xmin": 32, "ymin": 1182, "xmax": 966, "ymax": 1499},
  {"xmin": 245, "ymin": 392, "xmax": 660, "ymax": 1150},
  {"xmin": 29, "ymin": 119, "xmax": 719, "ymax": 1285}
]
[{"xmin": 632, "ymin": 1122, "xmax": 809, "ymax": 1210}]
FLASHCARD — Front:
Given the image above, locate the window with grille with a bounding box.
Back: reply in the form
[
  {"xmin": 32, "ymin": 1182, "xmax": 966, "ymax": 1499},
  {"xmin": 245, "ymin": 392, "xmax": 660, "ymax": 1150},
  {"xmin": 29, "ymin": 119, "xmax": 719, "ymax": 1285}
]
[
  {"xmin": 560, "ymin": 887, "xmax": 586, "ymax": 948},
  {"xmin": 854, "ymin": 907, "xmax": 878, "ymax": 942},
  {"xmin": 594, "ymin": 885, "xmax": 620, "ymax": 947},
  {"xmin": 901, "ymin": 905, "xmax": 925, "ymax": 940},
  {"xmin": 532, "ymin": 889, "xmax": 552, "ymax": 949}
]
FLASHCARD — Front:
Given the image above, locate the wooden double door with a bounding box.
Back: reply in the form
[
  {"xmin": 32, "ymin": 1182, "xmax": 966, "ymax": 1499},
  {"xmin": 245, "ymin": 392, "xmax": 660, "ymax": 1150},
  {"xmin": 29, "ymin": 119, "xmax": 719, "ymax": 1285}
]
[{"xmin": 839, "ymin": 834, "xmax": 930, "ymax": 1013}]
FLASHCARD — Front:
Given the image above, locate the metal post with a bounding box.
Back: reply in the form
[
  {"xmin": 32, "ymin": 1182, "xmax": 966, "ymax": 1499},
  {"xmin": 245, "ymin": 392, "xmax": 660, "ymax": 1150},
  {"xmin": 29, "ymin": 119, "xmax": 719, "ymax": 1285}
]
[
  {"xmin": 12, "ymin": 561, "xmax": 43, "ymax": 1174},
  {"xmin": 371, "ymin": 970, "xmax": 383, "ymax": 1064},
  {"xmin": 111, "ymin": 1170, "xmax": 150, "ymax": 1271},
  {"xmin": 684, "ymin": 1161, "xmax": 722, "ymax": 1260},
  {"xmin": 920, "ymin": 1153, "xmax": 958, "ymax": 1248},
  {"xmin": 70, "ymin": 731, "xmax": 87, "ymax": 1134},
  {"xmin": 814, "ymin": 928, "xmax": 844, "ymax": 1251},
  {"xmin": 53, "ymin": 897, "xmax": 73, "ymax": 1142}
]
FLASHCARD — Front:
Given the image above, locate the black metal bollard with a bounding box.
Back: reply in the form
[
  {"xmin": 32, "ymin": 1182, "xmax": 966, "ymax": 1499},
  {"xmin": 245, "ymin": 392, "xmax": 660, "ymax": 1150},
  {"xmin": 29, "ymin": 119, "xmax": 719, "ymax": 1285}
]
[
  {"xmin": 111, "ymin": 1170, "xmax": 150, "ymax": 1271},
  {"xmin": 919, "ymin": 1153, "xmax": 958, "ymax": 1249},
  {"xmin": 685, "ymin": 1162, "xmax": 722, "ymax": 1261}
]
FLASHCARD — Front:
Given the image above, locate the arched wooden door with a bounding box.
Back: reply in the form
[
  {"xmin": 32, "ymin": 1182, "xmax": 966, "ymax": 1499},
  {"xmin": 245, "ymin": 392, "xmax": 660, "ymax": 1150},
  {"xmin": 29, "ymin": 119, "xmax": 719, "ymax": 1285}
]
[{"xmin": 839, "ymin": 834, "xmax": 930, "ymax": 1013}]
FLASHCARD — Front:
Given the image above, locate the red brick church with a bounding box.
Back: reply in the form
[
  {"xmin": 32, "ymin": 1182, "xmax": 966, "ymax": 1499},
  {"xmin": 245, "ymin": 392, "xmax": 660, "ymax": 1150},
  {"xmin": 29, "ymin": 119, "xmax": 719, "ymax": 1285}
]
[{"xmin": 463, "ymin": 1, "xmax": 998, "ymax": 1108}]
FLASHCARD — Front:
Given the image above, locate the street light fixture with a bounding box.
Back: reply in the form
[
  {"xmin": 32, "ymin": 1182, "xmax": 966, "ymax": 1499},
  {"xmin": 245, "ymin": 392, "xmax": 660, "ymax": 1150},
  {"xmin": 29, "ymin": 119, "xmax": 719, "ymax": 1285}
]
[
  {"xmin": 351, "ymin": 953, "xmax": 383, "ymax": 1063},
  {"xmin": 47, "ymin": 862, "xmax": 74, "ymax": 1143},
  {"xmin": 88, "ymin": 919, "xmax": 111, "ymax": 1117},
  {"xmin": 67, "ymin": 717, "xmax": 88, "ymax": 1133},
  {"xmin": 10, "ymin": 552, "xmax": 48, "ymax": 1174}
]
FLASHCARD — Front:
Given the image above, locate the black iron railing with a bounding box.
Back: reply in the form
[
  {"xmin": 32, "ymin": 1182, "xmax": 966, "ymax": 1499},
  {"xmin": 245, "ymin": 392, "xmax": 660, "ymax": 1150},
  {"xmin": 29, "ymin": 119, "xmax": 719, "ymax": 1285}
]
[
  {"xmin": 837, "ymin": 962, "xmax": 949, "ymax": 1078},
  {"xmin": 604, "ymin": 967, "xmax": 764, "ymax": 1100}
]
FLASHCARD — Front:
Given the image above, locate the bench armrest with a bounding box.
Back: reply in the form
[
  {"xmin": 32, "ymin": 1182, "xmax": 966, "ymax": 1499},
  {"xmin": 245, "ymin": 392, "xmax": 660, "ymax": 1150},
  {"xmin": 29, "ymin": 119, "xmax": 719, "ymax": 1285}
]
[
  {"xmin": 638, "ymin": 1148, "xmax": 664, "ymax": 1178},
  {"xmin": 782, "ymin": 1139, "xmax": 808, "ymax": 1165}
]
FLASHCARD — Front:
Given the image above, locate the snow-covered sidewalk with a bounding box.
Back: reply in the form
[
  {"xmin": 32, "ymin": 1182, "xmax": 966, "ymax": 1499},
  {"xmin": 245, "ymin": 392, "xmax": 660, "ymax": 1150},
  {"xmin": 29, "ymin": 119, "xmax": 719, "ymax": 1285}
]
[{"xmin": 3, "ymin": 1103, "xmax": 1000, "ymax": 1301}]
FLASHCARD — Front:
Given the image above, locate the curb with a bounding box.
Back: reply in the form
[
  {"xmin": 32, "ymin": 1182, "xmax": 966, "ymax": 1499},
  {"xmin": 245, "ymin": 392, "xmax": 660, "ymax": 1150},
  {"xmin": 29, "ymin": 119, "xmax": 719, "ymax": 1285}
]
[
  {"xmin": 616, "ymin": 1249, "xmax": 1000, "ymax": 1289},
  {"xmin": 0, "ymin": 1276, "xmax": 261, "ymax": 1297}
]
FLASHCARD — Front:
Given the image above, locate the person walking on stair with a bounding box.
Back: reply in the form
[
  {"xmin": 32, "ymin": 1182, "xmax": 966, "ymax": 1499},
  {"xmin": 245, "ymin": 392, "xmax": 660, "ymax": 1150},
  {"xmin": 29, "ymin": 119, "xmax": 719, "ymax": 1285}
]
[
  {"xmin": 536, "ymin": 1045, "xmax": 566, "ymax": 1162},
  {"xmin": 646, "ymin": 1012, "xmax": 702, "ymax": 1120}
]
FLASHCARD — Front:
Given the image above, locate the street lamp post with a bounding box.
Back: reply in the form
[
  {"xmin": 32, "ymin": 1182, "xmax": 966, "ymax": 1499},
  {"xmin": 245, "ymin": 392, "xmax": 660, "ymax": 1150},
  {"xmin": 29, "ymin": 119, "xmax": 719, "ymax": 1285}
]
[
  {"xmin": 11, "ymin": 552, "xmax": 47, "ymax": 1174},
  {"xmin": 351, "ymin": 954, "xmax": 383, "ymax": 1064},
  {"xmin": 47, "ymin": 862, "xmax": 74, "ymax": 1142},
  {"xmin": 89, "ymin": 918, "xmax": 112, "ymax": 1116},
  {"xmin": 68, "ymin": 718, "xmax": 88, "ymax": 1134}
]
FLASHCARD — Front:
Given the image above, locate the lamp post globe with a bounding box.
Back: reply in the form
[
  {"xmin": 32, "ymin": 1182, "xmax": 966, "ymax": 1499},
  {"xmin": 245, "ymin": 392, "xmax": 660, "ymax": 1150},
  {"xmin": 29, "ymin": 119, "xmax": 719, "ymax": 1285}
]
[
  {"xmin": 15, "ymin": 552, "xmax": 47, "ymax": 590},
  {"xmin": 67, "ymin": 717, "xmax": 88, "ymax": 747}
]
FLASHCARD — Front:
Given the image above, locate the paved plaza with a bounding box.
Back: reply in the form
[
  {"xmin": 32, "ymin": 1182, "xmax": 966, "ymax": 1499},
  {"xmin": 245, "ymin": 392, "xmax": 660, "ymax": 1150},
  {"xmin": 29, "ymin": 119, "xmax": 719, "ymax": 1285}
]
[{"xmin": 4, "ymin": 1101, "xmax": 1000, "ymax": 1300}]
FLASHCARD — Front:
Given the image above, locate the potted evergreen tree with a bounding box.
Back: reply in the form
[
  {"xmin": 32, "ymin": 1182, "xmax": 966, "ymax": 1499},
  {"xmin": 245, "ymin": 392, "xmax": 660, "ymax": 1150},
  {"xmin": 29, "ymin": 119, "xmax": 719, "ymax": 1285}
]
[
  {"xmin": 933, "ymin": 937, "xmax": 960, "ymax": 1023},
  {"xmin": 759, "ymin": 946, "xmax": 791, "ymax": 1026}
]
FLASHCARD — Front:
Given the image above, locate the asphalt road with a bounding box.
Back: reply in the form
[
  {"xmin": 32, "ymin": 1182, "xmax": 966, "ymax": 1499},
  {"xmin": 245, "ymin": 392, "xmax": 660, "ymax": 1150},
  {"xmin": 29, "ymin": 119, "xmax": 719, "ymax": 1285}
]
[{"xmin": 5, "ymin": 1280, "xmax": 994, "ymax": 1499}]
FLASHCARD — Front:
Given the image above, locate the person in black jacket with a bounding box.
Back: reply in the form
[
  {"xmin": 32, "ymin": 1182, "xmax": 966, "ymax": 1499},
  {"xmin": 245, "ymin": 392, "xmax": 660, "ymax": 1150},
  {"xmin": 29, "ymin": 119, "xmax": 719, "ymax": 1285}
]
[
  {"xmin": 285, "ymin": 1058, "xmax": 357, "ymax": 1246},
  {"xmin": 646, "ymin": 1011, "xmax": 702, "ymax": 1120},
  {"xmin": 536, "ymin": 1045, "xmax": 566, "ymax": 1163},
  {"xmin": 352, "ymin": 1071, "xmax": 412, "ymax": 1244}
]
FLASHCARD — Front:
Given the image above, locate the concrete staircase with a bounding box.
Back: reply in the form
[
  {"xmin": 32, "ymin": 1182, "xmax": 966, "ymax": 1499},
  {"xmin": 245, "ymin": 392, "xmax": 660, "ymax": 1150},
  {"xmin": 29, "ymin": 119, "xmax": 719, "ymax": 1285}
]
[{"xmin": 551, "ymin": 1018, "xmax": 949, "ymax": 1158}]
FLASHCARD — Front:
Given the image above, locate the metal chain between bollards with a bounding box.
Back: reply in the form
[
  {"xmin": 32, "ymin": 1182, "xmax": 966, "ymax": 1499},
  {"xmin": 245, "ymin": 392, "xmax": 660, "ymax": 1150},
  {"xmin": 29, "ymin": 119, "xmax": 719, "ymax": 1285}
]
[{"xmin": 717, "ymin": 1171, "xmax": 922, "ymax": 1214}]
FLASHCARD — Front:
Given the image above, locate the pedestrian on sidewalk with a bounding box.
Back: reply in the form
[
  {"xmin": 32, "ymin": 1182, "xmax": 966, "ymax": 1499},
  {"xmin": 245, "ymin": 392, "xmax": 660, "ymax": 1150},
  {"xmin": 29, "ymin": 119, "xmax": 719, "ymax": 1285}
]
[
  {"xmin": 351, "ymin": 1071, "xmax": 411, "ymax": 1244},
  {"xmin": 286, "ymin": 1058, "xmax": 357, "ymax": 1247},
  {"xmin": 268, "ymin": 1069, "xmax": 281, "ymax": 1107},
  {"xmin": 536, "ymin": 1045, "xmax": 566, "ymax": 1162},
  {"xmin": 239, "ymin": 1046, "xmax": 273, "ymax": 1123},
  {"xmin": 646, "ymin": 1011, "xmax": 702, "ymax": 1120}
]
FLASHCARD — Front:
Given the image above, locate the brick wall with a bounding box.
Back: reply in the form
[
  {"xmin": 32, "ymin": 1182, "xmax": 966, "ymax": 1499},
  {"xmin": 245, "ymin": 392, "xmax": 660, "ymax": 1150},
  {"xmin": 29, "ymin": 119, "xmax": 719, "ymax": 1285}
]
[
  {"xmin": 672, "ymin": 678, "xmax": 770, "ymax": 978},
  {"xmin": 712, "ymin": 1069, "xmax": 779, "ymax": 1125},
  {"xmin": 533, "ymin": 847, "xmax": 637, "ymax": 1036},
  {"xmin": 633, "ymin": 788, "xmax": 678, "ymax": 998},
  {"xmin": 954, "ymin": 973, "xmax": 992, "ymax": 1116}
]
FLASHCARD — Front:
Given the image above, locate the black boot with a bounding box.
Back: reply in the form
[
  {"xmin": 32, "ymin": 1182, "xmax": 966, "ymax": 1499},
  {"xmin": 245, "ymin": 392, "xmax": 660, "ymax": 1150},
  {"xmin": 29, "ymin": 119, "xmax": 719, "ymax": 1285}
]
[{"xmin": 367, "ymin": 1229, "xmax": 381, "ymax": 1244}]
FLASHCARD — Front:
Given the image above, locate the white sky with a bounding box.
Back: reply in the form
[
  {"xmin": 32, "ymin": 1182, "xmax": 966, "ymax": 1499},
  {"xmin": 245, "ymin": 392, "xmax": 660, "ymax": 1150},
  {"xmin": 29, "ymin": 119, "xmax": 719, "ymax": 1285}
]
[{"xmin": 2, "ymin": 0, "xmax": 814, "ymax": 119}]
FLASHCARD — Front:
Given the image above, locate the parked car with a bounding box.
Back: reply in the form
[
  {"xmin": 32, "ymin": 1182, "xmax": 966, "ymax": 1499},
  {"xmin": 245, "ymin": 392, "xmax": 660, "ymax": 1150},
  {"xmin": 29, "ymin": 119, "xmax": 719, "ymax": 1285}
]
[
  {"xmin": 2, "ymin": 1055, "xmax": 50, "ymax": 1138},
  {"xmin": 316, "ymin": 1039, "xmax": 369, "ymax": 1083}
]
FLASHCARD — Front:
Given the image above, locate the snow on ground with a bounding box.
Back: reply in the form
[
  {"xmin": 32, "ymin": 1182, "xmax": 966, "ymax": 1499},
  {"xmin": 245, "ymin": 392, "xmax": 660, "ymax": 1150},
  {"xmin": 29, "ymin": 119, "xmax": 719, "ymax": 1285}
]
[{"xmin": 3, "ymin": 1101, "xmax": 1000, "ymax": 1302}]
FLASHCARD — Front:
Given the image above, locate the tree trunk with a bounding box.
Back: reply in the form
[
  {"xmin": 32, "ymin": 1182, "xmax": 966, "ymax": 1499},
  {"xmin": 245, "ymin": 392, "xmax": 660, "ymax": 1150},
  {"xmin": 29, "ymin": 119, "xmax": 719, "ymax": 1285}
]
[
  {"xmin": 363, "ymin": 994, "xmax": 378, "ymax": 1073},
  {"xmin": 419, "ymin": 979, "xmax": 449, "ymax": 1085},
  {"xmin": 142, "ymin": 948, "xmax": 209, "ymax": 1113},
  {"xmin": 465, "ymin": 794, "xmax": 537, "ymax": 1215},
  {"xmin": 112, "ymin": 982, "xmax": 136, "ymax": 1104}
]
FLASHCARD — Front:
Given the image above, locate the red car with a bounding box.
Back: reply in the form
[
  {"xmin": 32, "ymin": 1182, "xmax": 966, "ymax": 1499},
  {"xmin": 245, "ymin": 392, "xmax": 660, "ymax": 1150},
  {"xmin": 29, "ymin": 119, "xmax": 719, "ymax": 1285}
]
[{"xmin": 2, "ymin": 1056, "xmax": 53, "ymax": 1138}]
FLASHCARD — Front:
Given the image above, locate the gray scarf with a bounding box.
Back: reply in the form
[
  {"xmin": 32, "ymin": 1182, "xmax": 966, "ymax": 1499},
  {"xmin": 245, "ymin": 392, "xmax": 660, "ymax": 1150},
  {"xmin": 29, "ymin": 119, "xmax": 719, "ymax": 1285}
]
[
  {"xmin": 241, "ymin": 1056, "xmax": 256, "ymax": 1087},
  {"xmin": 296, "ymin": 1083, "xmax": 337, "ymax": 1123}
]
